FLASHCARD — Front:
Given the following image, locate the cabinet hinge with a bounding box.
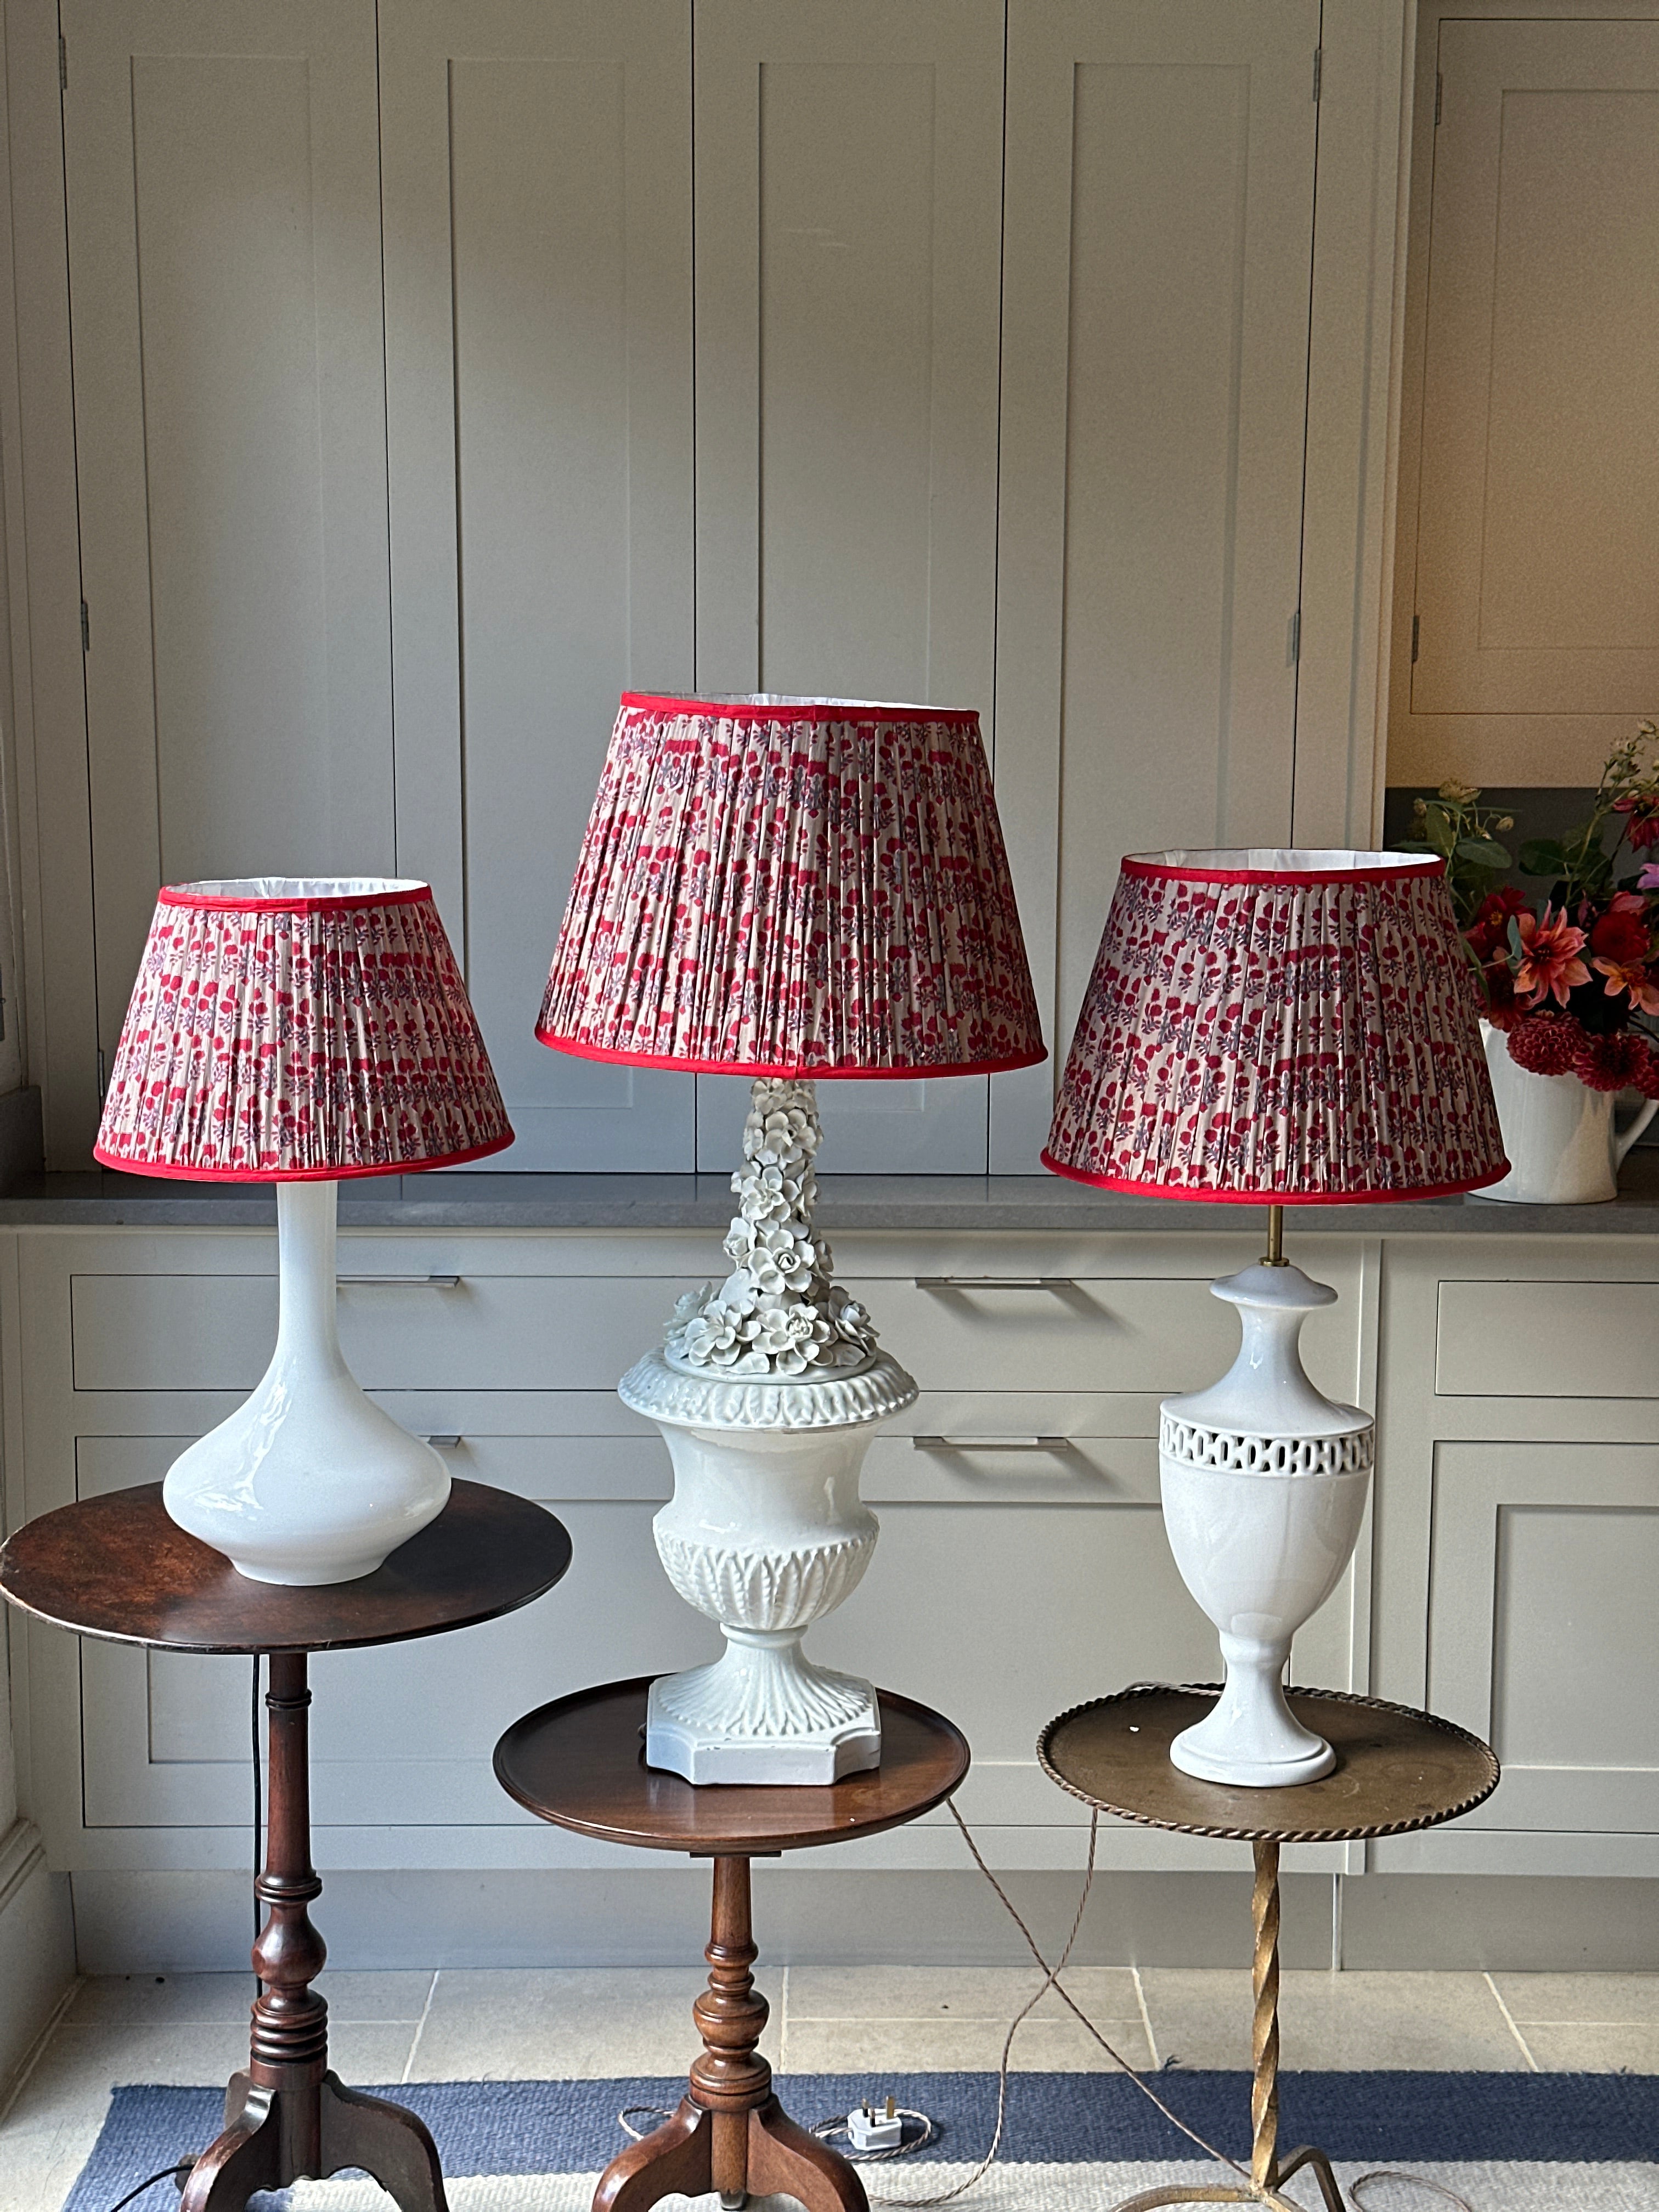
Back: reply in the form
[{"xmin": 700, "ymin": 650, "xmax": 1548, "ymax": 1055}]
[
  {"xmin": 1411, "ymin": 613, "xmax": 1421, "ymax": 664},
  {"xmin": 58, "ymin": 32, "xmax": 66, "ymax": 92},
  {"xmin": 1435, "ymin": 71, "xmax": 1443, "ymax": 127},
  {"xmin": 96, "ymin": 1047, "xmax": 106, "ymax": 1103},
  {"xmin": 1312, "ymin": 46, "xmax": 1322, "ymax": 103},
  {"xmin": 1287, "ymin": 608, "xmax": 1301, "ymax": 665},
  {"xmin": 79, "ymin": 599, "xmax": 89, "ymax": 653}
]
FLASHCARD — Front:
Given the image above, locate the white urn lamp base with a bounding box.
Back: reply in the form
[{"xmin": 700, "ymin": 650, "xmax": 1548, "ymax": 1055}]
[
  {"xmin": 1159, "ymin": 1255, "xmax": 1374, "ymax": 1791},
  {"xmin": 162, "ymin": 1180, "xmax": 450, "ymax": 1585},
  {"xmin": 620, "ymin": 1345, "xmax": 917, "ymax": 1789}
]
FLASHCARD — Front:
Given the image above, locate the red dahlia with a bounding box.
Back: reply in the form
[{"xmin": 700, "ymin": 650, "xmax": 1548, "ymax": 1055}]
[
  {"xmin": 1588, "ymin": 904, "xmax": 1652, "ymax": 966},
  {"xmin": 1506, "ymin": 1012, "xmax": 1585, "ymax": 1076},
  {"xmin": 1574, "ymin": 1028, "xmax": 1657, "ymax": 1094}
]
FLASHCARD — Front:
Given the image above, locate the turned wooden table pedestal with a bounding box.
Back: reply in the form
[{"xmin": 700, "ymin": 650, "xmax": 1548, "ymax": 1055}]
[
  {"xmin": 494, "ymin": 1676, "xmax": 970, "ymax": 2212},
  {"xmin": 1040, "ymin": 1685, "xmax": 1500, "ymax": 2212},
  {"xmin": 0, "ymin": 1478, "xmax": 572, "ymax": 2212}
]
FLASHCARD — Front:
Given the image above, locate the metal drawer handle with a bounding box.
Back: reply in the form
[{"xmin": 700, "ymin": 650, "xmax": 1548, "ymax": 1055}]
[
  {"xmin": 912, "ymin": 1435, "xmax": 1071, "ymax": 1452},
  {"xmin": 913, "ymin": 1276, "xmax": 1075, "ymax": 1291},
  {"xmin": 336, "ymin": 1273, "xmax": 462, "ymax": 1288},
  {"xmin": 425, "ymin": 1434, "xmax": 462, "ymax": 1451}
]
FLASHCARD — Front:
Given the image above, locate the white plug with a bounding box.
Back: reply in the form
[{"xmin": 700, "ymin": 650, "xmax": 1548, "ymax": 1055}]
[{"xmin": 849, "ymin": 2096, "xmax": 904, "ymax": 2152}]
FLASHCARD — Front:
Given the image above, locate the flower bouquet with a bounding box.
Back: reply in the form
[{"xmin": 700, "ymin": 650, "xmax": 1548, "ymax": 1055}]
[{"xmin": 1404, "ymin": 724, "xmax": 1659, "ymax": 1200}]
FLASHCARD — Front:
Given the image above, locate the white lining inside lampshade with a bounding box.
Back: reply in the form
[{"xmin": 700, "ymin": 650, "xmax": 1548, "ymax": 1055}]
[
  {"xmin": 1132, "ymin": 849, "xmax": 1437, "ymax": 875},
  {"xmin": 167, "ymin": 877, "xmax": 429, "ymax": 902},
  {"xmin": 704, "ymin": 693, "xmax": 943, "ymax": 710}
]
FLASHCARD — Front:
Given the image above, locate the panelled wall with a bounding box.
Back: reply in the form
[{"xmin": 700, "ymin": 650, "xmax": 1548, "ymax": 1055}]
[{"xmin": 7, "ymin": 0, "xmax": 1409, "ymax": 1171}]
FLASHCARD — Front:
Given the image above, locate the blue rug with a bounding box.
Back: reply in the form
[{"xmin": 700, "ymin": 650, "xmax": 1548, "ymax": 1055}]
[{"xmin": 63, "ymin": 2072, "xmax": 1659, "ymax": 2210}]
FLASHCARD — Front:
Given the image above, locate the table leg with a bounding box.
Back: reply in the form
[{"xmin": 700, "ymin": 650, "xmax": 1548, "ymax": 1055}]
[
  {"xmin": 593, "ymin": 1855, "xmax": 868, "ymax": 2212},
  {"xmin": 1110, "ymin": 1839, "xmax": 1345, "ymax": 2212},
  {"xmin": 179, "ymin": 1652, "xmax": 449, "ymax": 2212}
]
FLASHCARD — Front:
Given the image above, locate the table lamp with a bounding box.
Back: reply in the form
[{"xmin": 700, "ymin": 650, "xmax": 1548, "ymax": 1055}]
[
  {"xmin": 1043, "ymin": 849, "xmax": 1506, "ymax": 1786},
  {"xmin": 539, "ymin": 691, "xmax": 1045, "ymax": 1782},
  {"xmin": 94, "ymin": 878, "xmax": 512, "ymax": 1585}
]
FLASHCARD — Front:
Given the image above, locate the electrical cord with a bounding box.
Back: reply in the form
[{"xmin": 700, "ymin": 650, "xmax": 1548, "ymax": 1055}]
[{"xmin": 99, "ymin": 2163, "xmax": 194, "ymax": 2211}]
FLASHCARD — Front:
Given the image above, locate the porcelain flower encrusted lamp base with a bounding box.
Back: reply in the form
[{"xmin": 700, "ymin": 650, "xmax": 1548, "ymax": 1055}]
[
  {"xmin": 623, "ymin": 1076, "xmax": 917, "ymax": 1785},
  {"xmin": 1158, "ymin": 1257, "xmax": 1373, "ymax": 1789}
]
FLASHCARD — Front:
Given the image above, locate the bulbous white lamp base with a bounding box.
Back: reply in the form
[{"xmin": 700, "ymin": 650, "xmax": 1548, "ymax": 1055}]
[
  {"xmin": 620, "ymin": 1350, "xmax": 918, "ymax": 1785},
  {"xmin": 162, "ymin": 1180, "xmax": 450, "ymax": 1585},
  {"xmin": 1159, "ymin": 1257, "xmax": 1373, "ymax": 1789}
]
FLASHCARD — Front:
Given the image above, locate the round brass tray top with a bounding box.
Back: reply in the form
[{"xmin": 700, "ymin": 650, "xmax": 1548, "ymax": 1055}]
[{"xmin": 1039, "ymin": 1684, "xmax": 1499, "ymax": 1844}]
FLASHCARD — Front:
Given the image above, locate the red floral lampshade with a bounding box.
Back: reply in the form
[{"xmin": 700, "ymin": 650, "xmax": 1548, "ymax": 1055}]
[
  {"xmin": 538, "ymin": 692, "xmax": 1046, "ymax": 1076},
  {"xmin": 95, "ymin": 879, "xmax": 513, "ymax": 1180},
  {"xmin": 1044, "ymin": 849, "xmax": 1508, "ymax": 1201}
]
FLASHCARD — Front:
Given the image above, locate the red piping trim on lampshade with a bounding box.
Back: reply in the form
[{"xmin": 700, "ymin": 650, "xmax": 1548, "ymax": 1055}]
[
  {"xmin": 92, "ymin": 1131, "xmax": 515, "ymax": 1183},
  {"xmin": 1120, "ymin": 854, "xmax": 1446, "ymax": 888},
  {"xmin": 618, "ymin": 691, "xmax": 983, "ymax": 729},
  {"xmin": 535, "ymin": 1026, "xmax": 1047, "ymax": 1079},
  {"xmin": 1038, "ymin": 1148, "xmax": 1509, "ymax": 1204},
  {"xmin": 158, "ymin": 882, "xmax": 435, "ymax": 914}
]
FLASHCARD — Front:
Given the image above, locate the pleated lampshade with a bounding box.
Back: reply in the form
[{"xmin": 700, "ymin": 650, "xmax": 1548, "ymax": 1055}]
[
  {"xmin": 538, "ymin": 692, "xmax": 1046, "ymax": 1076},
  {"xmin": 95, "ymin": 878, "xmax": 513, "ymax": 1179},
  {"xmin": 1043, "ymin": 849, "xmax": 1508, "ymax": 1201}
]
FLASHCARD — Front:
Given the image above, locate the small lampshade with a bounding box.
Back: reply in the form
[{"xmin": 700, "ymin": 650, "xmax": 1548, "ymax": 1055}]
[
  {"xmin": 95, "ymin": 878, "xmax": 512, "ymax": 1180},
  {"xmin": 538, "ymin": 692, "xmax": 1046, "ymax": 1076},
  {"xmin": 1043, "ymin": 849, "xmax": 1507, "ymax": 1201}
]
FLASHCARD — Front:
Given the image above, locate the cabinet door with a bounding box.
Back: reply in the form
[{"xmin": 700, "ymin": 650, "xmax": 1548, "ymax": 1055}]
[
  {"xmin": 379, "ymin": 0, "xmax": 696, "ymax": 1170},
  {"xmin": 999, "ymin": 0, "xmax": 1319, "ymax": 1058},
  {"xmin": 61, "ymin": 1, "xmax": 396, "ymax": 1065},
  {"xmin": 1410, "ymin": 20, "xmax": 1659, "ymax": 747},
  {"xmin": 691, "ymin": 0, "xmax": 1006, "ymax": 1174},
  {"xmin": 1428, "ymin": 1442, "xmax": 1659, "ymax": 1838}
]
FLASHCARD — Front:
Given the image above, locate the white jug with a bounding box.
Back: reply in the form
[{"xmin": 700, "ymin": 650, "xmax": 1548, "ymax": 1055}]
[{"xmin": 1479, "ymin": 1022, "xmax": 1658, "ymax": 1204}]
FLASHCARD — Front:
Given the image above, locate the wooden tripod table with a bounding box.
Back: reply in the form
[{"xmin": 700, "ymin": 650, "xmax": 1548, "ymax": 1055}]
[
  {"xmin": 0, "ymin": 1479, "xmax": 572, "ymax": 2212},
  {"xmin": 495, "ymin": 1676, "xmax": 970, "ymax": 2212},
  {"xmin": 1039, "ymin": 1685, "xmax": 1499, "ymax": 2212}
]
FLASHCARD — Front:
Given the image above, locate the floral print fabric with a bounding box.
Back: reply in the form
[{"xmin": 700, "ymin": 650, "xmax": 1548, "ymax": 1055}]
[
  {"xmin": 1045, "ymin": 853, "xmax": 1508, "ymax": 1199},
  {"xmin": 95, "ymin": 883, "xmax": 512, "ymax": 1179},
  {"xmin": 538, "ymin": 695, "xmax": 1046, "ymax": 1074}
]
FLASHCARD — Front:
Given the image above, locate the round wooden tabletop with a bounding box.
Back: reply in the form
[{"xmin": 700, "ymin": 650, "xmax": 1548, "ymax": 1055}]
[
  {"xmin": 1039, "ymin": 1685, "xmax": 1499, "ymax": 1844},
  {"xmin": 0, "ymin": 1479, "xmax": 573, "ymax": 1654},
  {"xmin": 494, "ymin": 1677, "xmax": 970, "ymax": 1854}
]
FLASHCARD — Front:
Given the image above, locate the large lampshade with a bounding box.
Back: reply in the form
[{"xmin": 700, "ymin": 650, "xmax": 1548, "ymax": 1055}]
[
  {"xmin": 1044, "ymin": 848, "xmax": 1508, "ymax": 1201},
  {"xmin": 95, "ymin": 878, "xmax": 511, "ymax": 1180},
  {"xmin": 538, "ymin": 691, "xmax": 1045, "ymax": 1076}
]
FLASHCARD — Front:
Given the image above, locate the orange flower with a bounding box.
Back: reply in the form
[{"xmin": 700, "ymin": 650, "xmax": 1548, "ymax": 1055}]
[
  {"xmin": 1593, "ymin": 957, "xmax": 1659, "ymax": 1015},
  {"xmin": 1513, "ymin": 905, "xmax": 1590, "ymax": 1008}
]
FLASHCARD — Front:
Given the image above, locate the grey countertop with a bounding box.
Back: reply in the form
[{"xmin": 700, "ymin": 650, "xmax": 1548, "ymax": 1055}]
[{"xmin": 3, "ymin": 1153, "xmax": 1658, "ymax": 1233}]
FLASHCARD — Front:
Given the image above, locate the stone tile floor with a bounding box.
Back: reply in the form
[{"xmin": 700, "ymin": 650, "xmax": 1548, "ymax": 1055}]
[{"xmin": 2, "ymin": 1967, "xmax": 1655, "ymax": 2211}]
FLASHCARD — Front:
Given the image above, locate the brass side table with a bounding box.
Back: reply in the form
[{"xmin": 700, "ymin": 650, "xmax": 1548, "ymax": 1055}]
[{"xmin": 1039, "ymin": 1684, "xmax": 1499, "ymax": 2212}]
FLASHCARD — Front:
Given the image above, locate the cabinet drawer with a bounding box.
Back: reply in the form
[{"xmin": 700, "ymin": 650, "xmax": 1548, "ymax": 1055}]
[
  {"xmin": 1436, "ymin": 1279, "xmax": 1659, "ymax": 1398},
  {"xmin": 854, "ymin": 1273, "xmax": 1356, "ymax": 1397},
  {"xmin": 70, "ymin": 1273, "xmax": 703, "ymax": 1392}
]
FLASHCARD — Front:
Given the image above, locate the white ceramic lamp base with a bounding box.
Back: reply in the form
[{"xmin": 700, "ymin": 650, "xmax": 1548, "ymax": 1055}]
[
  {"xmin": 620, "ymin": 1349, "xmax": 917, "ymax": 1787},
  {"xmin": 162, "ymin": 1180, "xmax": 450, "ymax": 1584},
  {"xmin": 646, "ymin": 1637, "xmax": 882, "ymax": 1786},
  {"xmin": 1159, "ymin": 1259, "xmax": 1373, "ymax": 1789}
]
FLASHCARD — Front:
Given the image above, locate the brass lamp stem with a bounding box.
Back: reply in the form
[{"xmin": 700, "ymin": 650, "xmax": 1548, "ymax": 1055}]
[{"xmin": 1262, "ymin": 1203, "xmax": 1286, "ymax": 1267}]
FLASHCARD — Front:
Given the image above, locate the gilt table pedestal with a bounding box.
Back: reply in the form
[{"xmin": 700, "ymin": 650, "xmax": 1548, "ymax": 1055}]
[
  {"xmin": 0, "ymin": 1479, "xmax": 572, "ymax": 2212},
  {"xmin": 494, "ymin": 1677, "xmax": 970, "ymax": 2212},
  {"xmin": 1039, "ymin": 1685, "xmax": 1499, "ymax": 2212}
]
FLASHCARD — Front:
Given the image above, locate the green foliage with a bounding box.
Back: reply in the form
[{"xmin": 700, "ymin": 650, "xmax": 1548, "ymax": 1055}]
[{"xmin": 1398, "ymin": 782, "xmax": 1514, "ymax": 924}]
